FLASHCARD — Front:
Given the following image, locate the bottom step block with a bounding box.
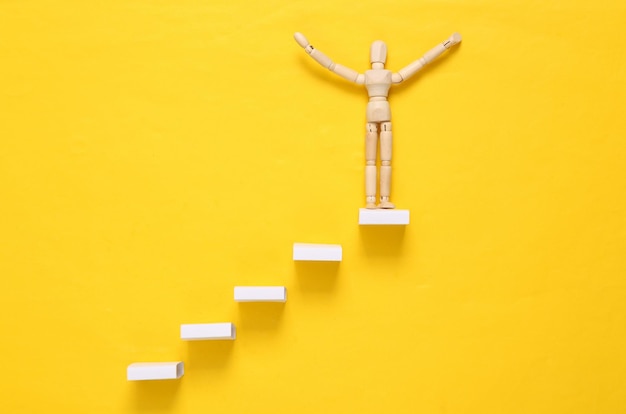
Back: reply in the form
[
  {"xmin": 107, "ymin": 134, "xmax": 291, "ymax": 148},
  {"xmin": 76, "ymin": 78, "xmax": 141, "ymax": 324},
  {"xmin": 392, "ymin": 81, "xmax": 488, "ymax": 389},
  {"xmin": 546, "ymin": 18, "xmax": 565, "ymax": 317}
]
[
  {"xmin": 359, "ymin": 208, "xmax": 410, "ymax": 225},
  {"xmin": 127, "ymin": 362, "xmax": 184, "ymax": 381},
  {"xmin": 181, "ymin": 323, "xmax": 236, "ymax": 340}
]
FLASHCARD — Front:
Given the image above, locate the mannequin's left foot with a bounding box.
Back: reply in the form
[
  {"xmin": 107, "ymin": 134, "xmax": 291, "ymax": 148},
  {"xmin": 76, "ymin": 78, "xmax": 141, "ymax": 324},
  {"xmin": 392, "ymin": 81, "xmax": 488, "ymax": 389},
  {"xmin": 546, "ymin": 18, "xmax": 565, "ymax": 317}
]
[{"xmin": 378, "ymin": 200, "xmax": 395, "ymax": 209}]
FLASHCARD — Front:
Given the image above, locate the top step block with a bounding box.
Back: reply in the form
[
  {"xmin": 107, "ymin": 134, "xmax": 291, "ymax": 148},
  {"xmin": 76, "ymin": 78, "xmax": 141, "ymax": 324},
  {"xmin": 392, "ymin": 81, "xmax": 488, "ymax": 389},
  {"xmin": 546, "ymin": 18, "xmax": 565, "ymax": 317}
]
[
  {"xmin": 293, "ymin": 243, "xmax": 342, "ymax": 261},
  {"xmin": 358, "ymin": 208, "xmax": 410, "ymax": 225}
]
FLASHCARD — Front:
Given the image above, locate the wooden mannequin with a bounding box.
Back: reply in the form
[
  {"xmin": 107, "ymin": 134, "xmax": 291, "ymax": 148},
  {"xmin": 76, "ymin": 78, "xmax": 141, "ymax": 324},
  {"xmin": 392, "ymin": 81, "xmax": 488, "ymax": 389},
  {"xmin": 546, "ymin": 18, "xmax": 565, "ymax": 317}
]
[{"xmin": 294, "ymin": 32, "xmax": 462, "ymax": 209}]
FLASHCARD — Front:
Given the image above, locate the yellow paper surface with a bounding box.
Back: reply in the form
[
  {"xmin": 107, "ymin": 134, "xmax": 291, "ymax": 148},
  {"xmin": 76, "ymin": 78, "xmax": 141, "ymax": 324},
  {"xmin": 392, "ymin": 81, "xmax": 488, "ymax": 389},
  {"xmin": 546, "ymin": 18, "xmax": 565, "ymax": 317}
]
[{"xmin": 1, "ymin": 0, "xmax": 625, "ymax": 412}]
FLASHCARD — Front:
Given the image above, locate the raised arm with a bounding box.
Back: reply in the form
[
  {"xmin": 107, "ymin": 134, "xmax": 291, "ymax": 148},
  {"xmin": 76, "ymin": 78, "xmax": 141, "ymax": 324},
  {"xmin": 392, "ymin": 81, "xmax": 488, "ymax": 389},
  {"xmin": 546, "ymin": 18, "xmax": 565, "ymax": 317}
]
[
  {"xmin": 392, "ymin": 33, "xmax": 462, "ymax": 84},
  {"xmin": 294, "ymin": 32, "xmax": 365, "ymax": 85}
]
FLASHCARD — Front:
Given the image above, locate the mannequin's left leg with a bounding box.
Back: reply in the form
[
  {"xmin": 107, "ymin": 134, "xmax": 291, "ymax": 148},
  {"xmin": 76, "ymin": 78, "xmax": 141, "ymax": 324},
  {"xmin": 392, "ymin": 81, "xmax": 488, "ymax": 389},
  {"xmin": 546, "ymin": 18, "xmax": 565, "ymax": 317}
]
[{"xmin": 379, "ymin": 121, "xmax": 395, "ymax": 209}]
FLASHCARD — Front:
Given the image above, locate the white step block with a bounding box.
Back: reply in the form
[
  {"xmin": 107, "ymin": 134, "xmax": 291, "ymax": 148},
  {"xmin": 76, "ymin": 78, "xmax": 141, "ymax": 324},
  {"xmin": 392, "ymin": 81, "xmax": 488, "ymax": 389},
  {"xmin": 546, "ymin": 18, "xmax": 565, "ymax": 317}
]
[
  {"xmin": 292, "ymin": 243, "xmax": 342, "ymax": 261},
  {"xmin": 127, "ymin": 362, "xmax": 184, "ymax": 381},
  {"xmin": 180, "ymin": 323, "xmax": 236, "ymax": 340},
  {"xmin": 234, "ymin": 286, "xmax": 287, "ymax": 302},
  {"xmin": 359, "ymin": 208, "xmax": 410, "ymax": 225}
]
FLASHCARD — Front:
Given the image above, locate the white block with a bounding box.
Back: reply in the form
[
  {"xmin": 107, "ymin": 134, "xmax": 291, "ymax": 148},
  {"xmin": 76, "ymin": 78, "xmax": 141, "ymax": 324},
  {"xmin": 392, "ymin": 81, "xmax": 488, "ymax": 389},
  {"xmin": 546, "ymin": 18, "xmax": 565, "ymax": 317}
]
[
  {"xmin": 180, "ymin": 323, "xmax": 236, "ymax": 340},
  {"xmin": 234, "ymin": 286, "xmax": 287, "ymax": 302},
  {"xmin": 358, "ymin": 208, "xmax": 410, "ymax": 225},
  {"xmin": 292, "ymin": 243, "xmax": 342, "ymax": 261},
  {"xmin": 127, "ymin": 362, "xmax": 184, "ymax": 381}
]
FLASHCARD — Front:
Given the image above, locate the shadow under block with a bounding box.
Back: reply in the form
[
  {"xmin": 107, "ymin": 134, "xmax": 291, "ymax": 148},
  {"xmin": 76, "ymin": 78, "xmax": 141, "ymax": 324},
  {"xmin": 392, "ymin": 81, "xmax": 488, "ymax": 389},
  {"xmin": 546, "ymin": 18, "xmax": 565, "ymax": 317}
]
[
  {"xmin": 358, "ymin": 208, "xmax": 410, "ymax": 225},
  {"xmin": 292, "ymin": 243, "xmax": 343, "ymax": 261},
  {"xmin": 234, "ymin": 286, "xmax": 287, "ymax": 302},
  {"xmin": 180, "ymin": 323, "xmax": 236, "ymax": 340},
  {"xmin": 127, "ymin": 362, "xmax": 185, "ymax": 381}
]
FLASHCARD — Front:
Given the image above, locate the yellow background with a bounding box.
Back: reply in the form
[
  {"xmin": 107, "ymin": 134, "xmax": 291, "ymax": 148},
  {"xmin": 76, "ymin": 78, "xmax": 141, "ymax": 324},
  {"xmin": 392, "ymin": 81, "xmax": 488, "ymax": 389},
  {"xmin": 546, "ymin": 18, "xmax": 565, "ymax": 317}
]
[{"xmin": 1, "ymin": 0, "xmax": 625, "ymax": 413}]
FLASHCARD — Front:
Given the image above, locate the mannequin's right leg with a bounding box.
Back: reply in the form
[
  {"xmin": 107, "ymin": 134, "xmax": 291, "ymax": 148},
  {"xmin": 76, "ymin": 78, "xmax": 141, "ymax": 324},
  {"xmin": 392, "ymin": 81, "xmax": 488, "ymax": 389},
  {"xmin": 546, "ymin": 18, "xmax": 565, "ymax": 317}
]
[{"xmin": 365, "ymin": 122, "xmax": 378, "ymax": 209}]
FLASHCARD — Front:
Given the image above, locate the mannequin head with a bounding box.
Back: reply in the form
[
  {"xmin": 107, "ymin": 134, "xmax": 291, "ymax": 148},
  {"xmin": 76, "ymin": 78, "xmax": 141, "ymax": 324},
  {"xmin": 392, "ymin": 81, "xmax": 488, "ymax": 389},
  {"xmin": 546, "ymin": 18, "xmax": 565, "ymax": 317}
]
[{"xmin": 370, "ymin": 40, "xmax": 387, "ymax": 69}]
